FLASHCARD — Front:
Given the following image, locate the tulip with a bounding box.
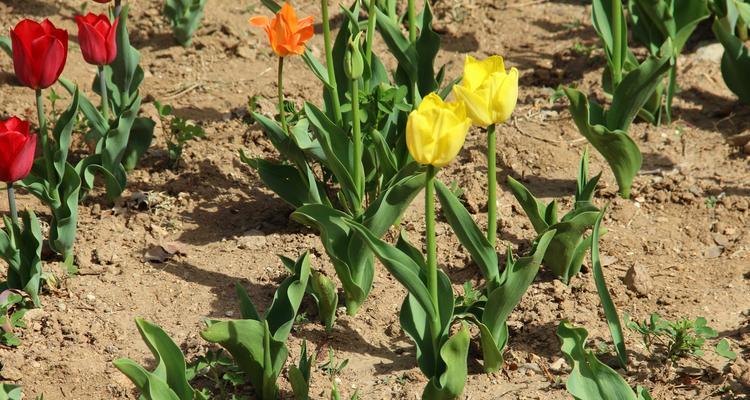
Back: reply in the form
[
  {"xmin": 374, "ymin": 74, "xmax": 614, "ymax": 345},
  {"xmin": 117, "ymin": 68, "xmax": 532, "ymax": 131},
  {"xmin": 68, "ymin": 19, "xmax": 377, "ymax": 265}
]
[
  {"xmin": 0, "ymin": 118, "xmax": 37, "ymax": 184},
  {"xmin": 453, "ymin": 55, "xmax": 518, "ymax": 128},
  {"xmin": 453, "ymin": 55, "xmax": 518, "ymax": 247},
  {"xmin": 93, "ymin": 0, "xmax": 111, "ymax": 2},
  {"xmin": 249, "ymin": 2, "xmax": 314, "ymax": 135},
  {"xmin": 249, "ymin": 2, "xmax": 313, "ymax": 58},
  {"xmin": 406, "ymin": 93, "xmax": 471, "ymax": 168},
  {"xmin": 0, "ymin": 117, "xmax": 37, "ymax": 223},
  {"xmin": 10, "ymin": 19, "xmax": 68, "ymax": 90},
  {"xmin": 75, "ymin": 13, "xmax": 119, "ymax": 66}
]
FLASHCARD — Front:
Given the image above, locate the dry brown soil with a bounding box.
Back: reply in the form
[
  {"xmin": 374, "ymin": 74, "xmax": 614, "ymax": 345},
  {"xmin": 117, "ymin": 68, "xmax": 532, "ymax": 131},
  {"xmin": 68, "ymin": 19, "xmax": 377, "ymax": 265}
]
[{"xmin": 0, "ymin": 0, "xmax": 749, "ymax": 399}]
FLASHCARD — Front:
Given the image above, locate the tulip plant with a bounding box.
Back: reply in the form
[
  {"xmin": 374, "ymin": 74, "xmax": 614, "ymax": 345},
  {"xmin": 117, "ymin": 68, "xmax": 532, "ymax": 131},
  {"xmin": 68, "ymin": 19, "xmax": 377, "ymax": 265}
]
[
  {"xmin": 711, "ymin": 0, "xmax": 750, "ymax": 103},
  {"xmin": 63, "ymin": 3, "xmax": 155, "ymax": 201},
  {"xmin": 164, "ymin": 0, "xmax": 208, "ymax": 47},
  {"xmin": 558, "ymin": 321, "xmax": 652, "ymax": 400},
  {"xmin": 627, "ymin": 0, "xmax": 710, "ymax": 123},
  {"xmin": 244, "ymin": 0, "xmax": 450, "ymax": 317}
]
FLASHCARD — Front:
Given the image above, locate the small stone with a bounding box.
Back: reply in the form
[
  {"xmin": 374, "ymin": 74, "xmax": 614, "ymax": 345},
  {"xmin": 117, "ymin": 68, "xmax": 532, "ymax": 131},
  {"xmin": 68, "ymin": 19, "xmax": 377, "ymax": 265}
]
[
  {"xmin": 704, "ymin": 245, "xmax": 723, "ymax": 259},
  {"xmin": 693, "ymin": 42, "xmax": 724, "ymax": 63},
  {"xmin": 624, "ymin": 264, "xmax": 653, "ymax": 297},
  {"xmin": 236, "ymin": 230, "xmax": 267, "ymax": 250},
  {"xmin": 225, "ymin": 310, "xmax": 234, "ymax": 317},
  {"xmin": 236, "ymin": 45, "xmax": 254, "ymax": 59},
  {"xmin": 85, "ymin": 294, "xmax": 96, "ymax": 303},
  {"xmin": 712, "ymin": 233, "xmax": 731, "ymax": 247},
  {"xmin": 549, "ymin": 357, "xmax": 568, "ymax": 372}
]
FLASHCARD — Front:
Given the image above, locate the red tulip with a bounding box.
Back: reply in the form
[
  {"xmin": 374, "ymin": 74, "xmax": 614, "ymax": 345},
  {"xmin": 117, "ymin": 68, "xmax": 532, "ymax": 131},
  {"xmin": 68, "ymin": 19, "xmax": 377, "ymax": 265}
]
[
  {"xmin": 93, "ymin": 0, "xmax": 112, "ymax": 2},
  {"xmin": 75, "ymin": 13, "xmax": 118, "ymax": 66},
  {"xmin": 0, "ymin": 117, "xmax": 37, "ymax": 183},
  {"xmin": 10, "ymin": 19, "xmax": 68, "ymax": 90}
]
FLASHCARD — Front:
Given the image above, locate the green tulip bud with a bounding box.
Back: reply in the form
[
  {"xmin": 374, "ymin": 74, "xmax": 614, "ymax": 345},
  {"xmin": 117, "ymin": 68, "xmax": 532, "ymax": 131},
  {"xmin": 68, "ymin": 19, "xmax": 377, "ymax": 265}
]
[{"xmin": 345, "ymin": 32, "xmax": 364, "ymax": 80}]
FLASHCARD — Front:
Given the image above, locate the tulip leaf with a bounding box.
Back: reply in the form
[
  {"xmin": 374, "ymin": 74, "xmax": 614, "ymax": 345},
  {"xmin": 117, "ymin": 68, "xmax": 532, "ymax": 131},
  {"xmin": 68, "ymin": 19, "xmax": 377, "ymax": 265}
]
[
  {"xmin": 375, "ymin": 6, "xmax": 418, "ymax": 81},
  {"xmin": 557, "ymin": 321, "xmax": 647, "ymax": 400},
  {"xmin": 344, "ymin": 218, "xmax": 436, "ymax": 321},
  {"xmin": 248, "ymin": 158, "xmax": 319, "ymax": 209},
  {"xmin": 713, "ymin": 17, "xmax": 750, "ymax": 104},
  {"xmin": 416, "ymin": 0, "xmax": 441, "ymax": 96},
  {"xmin": 122, "ymin": 117, "xmax": 155, "ymax": 172},
  {"xmin": 0, "ymin": 36, "xmax": 11, "ymax": 58},
  {"xmin": 9, "ymin": 212, "xmax": 43, "ymax": 307},
  {"xmin": 113, "ymin": 359, "xmax": 183, "ymax": 400},
  {"xmin": 164, "ymin": 0, "xmax": 207, "ymax": 47},
  {"xmin": 422, "ymin": 323, "xmax": 471, "ymax": 400},
  {"xmin": 606, "ymin": 47, "xmax": 673, "ymax": 132},
  {"xmin": 434, "ymin": 180, "xmax": 499, "ymax": 290},
  {"xmin": 310, "ymin": 271, "xmax": 338, "ymax": 332},
  {"xmin": 291, "ymin": 205, "xmax": 372, "ymax": 315},
  {"xmin": 59, "ymin": 78, "xmax": 108, "ymax": 136},
  {"xmin": 506, "ymin": 176, "xmax": 556, "ymax": 232},
  {"xmin": 399, "ymin": 269, "xmax": 454, "ymax": 376},
  {"xmin": 0, "ymin": 383, "xmax": 22, "ymax": 400},
  {"xmin": 590, "ymin": 205, "xmax": 628, "ymax": 367},
  {"xmin": 265, "ymin": 252, "xmax": 311, "ymax": 342},
  {"xmin": 564, "ymin": 87, "xmax": 643, "ymax": 199},
  {"xmin": 591, "ymin": 0, "xmax": 628, "ymax": 77},
  {"xmin": 51, "ymin": 88, "xmax": 80, "ymax": 181},
  {"xmin": 362, "ymin": 168, "xmax": 425, "ymax": 236},
  {"xmin": 48, "ymin": 162, "xmax": 82, "ymax": 260}
]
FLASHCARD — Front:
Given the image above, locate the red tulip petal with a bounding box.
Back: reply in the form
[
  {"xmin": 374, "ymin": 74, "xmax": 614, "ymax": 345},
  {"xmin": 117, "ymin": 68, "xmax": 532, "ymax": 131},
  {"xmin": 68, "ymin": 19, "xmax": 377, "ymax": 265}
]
[
  {"xmin": 78, "ymin": 20, "xmax": 107, "ymax": 65},
  {"xmin": 0, "ymin": 131, "xmax": 26, "ymax": 182},
  {"xmin": 11, "ymin": 29, "xmax": 39, "ymax": 88},
  {"xmin": 33, "ymin": 35, "xmax": 66, "ymax": 88}
]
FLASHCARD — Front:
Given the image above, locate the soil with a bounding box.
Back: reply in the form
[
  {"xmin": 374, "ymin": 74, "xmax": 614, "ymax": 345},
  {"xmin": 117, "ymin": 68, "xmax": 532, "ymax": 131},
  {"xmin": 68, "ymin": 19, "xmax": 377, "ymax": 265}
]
[{"xmin": 0, "ymin": 0, "xmax": 749, "ymax": 399}]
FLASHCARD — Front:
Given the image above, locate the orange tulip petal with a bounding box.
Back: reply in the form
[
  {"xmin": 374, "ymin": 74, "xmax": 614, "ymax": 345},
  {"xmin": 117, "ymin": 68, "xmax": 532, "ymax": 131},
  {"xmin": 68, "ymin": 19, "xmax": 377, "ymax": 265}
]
[{"xmin": 249, "ymin": 16, "xmax": 269, "ymax": 27}]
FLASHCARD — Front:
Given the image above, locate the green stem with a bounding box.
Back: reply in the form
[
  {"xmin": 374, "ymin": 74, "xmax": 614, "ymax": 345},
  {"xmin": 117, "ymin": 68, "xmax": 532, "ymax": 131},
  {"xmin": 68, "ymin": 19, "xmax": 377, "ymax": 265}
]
[
  {"xmin": 425, "ymin": 165, "xmax": 440, "ymax": 345},
  {"xmin": 98, "ymin": 66, "xmax": 110, "ymax": 122},
  {"xmin": 408, "ymin": 0, "xmax": 417, "ymax": 44},
  {"xmin": 321, "ymin": 0, "xmax": 342, "ymax": 125},
  {"xmin": 487, "ymin": 124, "xmax": 497, "ymax": 247},
  {"xmin": 7, "ymin": 183, "xmax": 18, "ymax": 224},
  {"xmin": 35, "ymin": 89, "xmax": 57, "ymax": 193},
  {"xmin": 351, "ymin": 77, "xmax": 363, "ymax": 214},
  {"xmin": 611, "ymin": 0, "xmax": 623, "ymax": 85},
  {"xmin": 364, "ymin": 0, "xmax": 377, "ymax": 93},
  {"xmin": 278, "ymin": 57, "xmax": 288, "ymax": 135}
]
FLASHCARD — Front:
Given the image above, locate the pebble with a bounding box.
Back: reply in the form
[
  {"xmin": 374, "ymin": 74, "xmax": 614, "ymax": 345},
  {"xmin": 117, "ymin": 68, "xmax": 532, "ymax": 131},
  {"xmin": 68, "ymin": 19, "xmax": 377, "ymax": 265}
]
[{"xmin": 624, "ymin": 264, "xmax": 653, "ymax": 297}]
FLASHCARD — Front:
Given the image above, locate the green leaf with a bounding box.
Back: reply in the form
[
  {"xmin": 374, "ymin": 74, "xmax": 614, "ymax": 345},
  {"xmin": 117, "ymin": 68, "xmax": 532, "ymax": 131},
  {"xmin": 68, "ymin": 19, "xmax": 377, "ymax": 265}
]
[
  {"xmin": 375, "ymin": 6, "xmax": 417, "ymax": 82},
  {"xmin": 435, "ymin": 180, "xmax": 500, "ymax": 290},
  {"xmin": 344, "ymin": 219, "xmax": 436, "ymax": 322},
  {"xmin": 415, "ymin": 0, "xmax": 441, "ymax": 96},
  {"xmin": 48, "ymin": 162, "xmax": 82, "ymax": 258},
  {"xmin": 245, "ymin": 157, "xmax": 320, "ymax": 208},
  {"xmin": 0, "ymin": 36, "xmax": 11, "ymax": 58},
  {"xmin": 592, "ymin": 0, "xmax": 628, "ymax": 75},
  {"xmin": 477, "ymin": 230, "xmax": 555, "ymax": 372},
  {"xmin": 362, "ymin": 168, "xmax": 425, "ymax": 236},
  {"xmin": 557, "ymin": 321, "xmax": 640, "ymax": 400},
  {"xmin": 113, "ymin": 359, "xmax": 182, "ymax": 400},
  {"xmin": 201, "ymin": 319, "xmax": 286, "ymax": 400},
  {"xmin": 715, "ymin": 338, "xmax": 737, "ymax": 360},
  {"xmin": 422, "ymin": 323, "xmax": 471, "ymax": 400},
  {"xmin": 14, "ymin": 211, "xmax": 43, "ymax": 307},
  {"xmin": 265, "ymin": 252, "xmax": 311, "ymax": 342},
  {"xmin": 51, "ymin": 89, "xmax": 81, "ymax": 180},
  {"xmin": 58, "ymin": 78, "xmax": 108, "ymax": 136},
  {"xmin": 133, "ymin": 319, "xmax": 194, "ymax": 400},
  {"xmin": 291, "ymin": 206, "xmax": 372, "ymax": 315},
  {"xmin": 565, "ymin": 87, "xmax": 643, "ymax": 198},
  {"xmin": 591, "ymin": 205, "xmax": 628, "ymax": 367},
  {"xmin": 164, "ymin": 0, "xmax": 207, "ymax": 46},
  {"xmin": 607, "ymin": 48, "xmax": 673, "ymax": 132},
  {"xmin": 0, "ymin": 383, "xmax": 22, "ymax": 400},
  {"xmin": 122, "ymin": 117, "xmax": 156, "ymax": 172},
  {"xmin": 713, "ymin": 17, "xmax": 750, "ymax": 104},
  {"xmin": 506, "ymin": 176, "xmax": 556, "ymax": 232},
  {"xmin": 235, "ymin": 282, "xmax": 260, "ymax": 321}
]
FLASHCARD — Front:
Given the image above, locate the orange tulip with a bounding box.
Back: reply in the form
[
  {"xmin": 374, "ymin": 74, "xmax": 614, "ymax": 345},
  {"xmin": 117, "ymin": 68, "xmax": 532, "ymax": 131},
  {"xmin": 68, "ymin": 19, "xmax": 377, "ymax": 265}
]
[{"xmin": 250, "ymin": 2, "xmax": 313, "ymax": 57}]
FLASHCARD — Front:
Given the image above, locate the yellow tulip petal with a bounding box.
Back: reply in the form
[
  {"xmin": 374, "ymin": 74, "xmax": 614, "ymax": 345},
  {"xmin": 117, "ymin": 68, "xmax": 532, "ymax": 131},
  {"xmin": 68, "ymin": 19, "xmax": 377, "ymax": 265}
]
[
  {"xmin": 488, "ymin": 67, "xmax": 519, "ymax": 124},
  {"xmin": 461, "ymin": 55, "xmax": 506, "ymax": 91},
  {"xmin": 406, "ymin": 93, "xmax": 471, "ymax": 167},
  {"xmin": 454, "ymin": 84, "xmax": 493, "ymax": 127}
]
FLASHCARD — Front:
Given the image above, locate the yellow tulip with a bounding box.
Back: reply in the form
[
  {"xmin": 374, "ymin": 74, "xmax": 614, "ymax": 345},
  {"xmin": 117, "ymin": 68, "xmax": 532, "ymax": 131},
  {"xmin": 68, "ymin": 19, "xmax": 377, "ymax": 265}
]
[
  {"xmin": 453, "ymin": 55, "xmax": 519, "ymax": 128},
  {"xmin": 406, "ymin": 93, "xmax": 471, "ymax": 167}
]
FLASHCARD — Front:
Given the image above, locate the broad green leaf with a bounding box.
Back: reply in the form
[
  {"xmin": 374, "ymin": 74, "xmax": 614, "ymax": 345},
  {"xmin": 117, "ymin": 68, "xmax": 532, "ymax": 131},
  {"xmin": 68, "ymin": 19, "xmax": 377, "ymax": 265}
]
[
  {"xmin": 416, "ymin": 0, "xmax": 441, "ymax": 96},
  {"xmin": 375, "ymin": 6, "xmax": 418, "ymax": 81},
  {"xmin": 506, "ymin": 176, "xmax": 555, "ymax": 232},
  {"xmin": 51, "ymin": 89, "xmax": 81, "ymax": 180},
  {"xmin": 344, "ymin": 219, "xmax": 436, "ymax": 321},
  {"xmin": 133, "ymin": 319, "xmax": 194, "ymax": 400},
  {"xmin": 0, "ymin": 383, "xmax": 22, "ymax": 400},
  {"xmin": 14, "ymin": 211, "xmax": 43, "ymax": 307},
  {"xmin": 546, "ymin": 209, "xmax": 600, "ymax": 283},
  {"xmin": 422, "ymin": 324, "xmax": 470, "ymax": 400},
  {"xmin": 591, "ymin": 206, "xmax": 628, "ymax": 367},
  {"xmin": 235, "ymin": 282, "xmax": 260, "ymax": 321},
  {"xmin": 565, "ymin": 87, "xmax": 643, "ymax": 198},
  {"xmin": 0, "ymin": 36, "xmax": 11, "ymax": 58},
  {"xmin": 592, "ymin": 0, "xmax": 628, "ymax": 75},
  {"xmin": 715, "ymin": 338, "xmax": 737, "ymax": 360},
  {"xmin": 435, "ymin": 180, "xmax": 499, "ymax": 290},
  {"xmin": 58, "ymin": 78, "xmax": 108, "ymax": 136},
  {"xmin": 291, "ymin": 205, "xmax": 372, "ymax": 315},
  {"xmin": 265, "ymin": 252, "xmax": 311, "ymax": 342},
  {"xmin": 557, "ymin": 321, "xmax": 641, "ymax": 400},
  {"xmin": 247, "ymin": 157, "xmax": 319, "ymax": 208},
  {"xmin": 122, "ymin": 117, "xmax": 156, "ymax": 172},
  {"xmin": 713, "ymin": 17, "xmax": 750, "ymax": 104},
  {"xmin": 48, "ymin": 162, "xmax": 82, "ymax": 258},
  {"xmin": 606, "ymin": 48, "xmax": 673, "ymax": 132},
  {"xmin": 113, "ymin": 359, "xmax": 182, "ymax": 400},
  {"xmin": 362, "ymin": 169, "xmax": 425, "ymax": 236}
]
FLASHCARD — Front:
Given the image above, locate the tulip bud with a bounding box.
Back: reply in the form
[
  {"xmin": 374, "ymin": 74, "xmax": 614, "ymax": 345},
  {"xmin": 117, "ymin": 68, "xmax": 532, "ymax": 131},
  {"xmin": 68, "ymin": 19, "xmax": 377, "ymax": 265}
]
[
  {"xmin": 11, "ymin": 19, "xmax": 68, "ymax": 90},
  {"xmin": 345, "ymin": 33, "xmax": 364, "ymax": 80}
]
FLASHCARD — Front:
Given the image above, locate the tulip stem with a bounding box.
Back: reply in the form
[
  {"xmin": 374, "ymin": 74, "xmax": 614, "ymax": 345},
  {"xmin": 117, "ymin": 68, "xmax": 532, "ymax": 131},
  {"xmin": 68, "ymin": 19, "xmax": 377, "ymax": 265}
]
[
  {"xmin": 408, "ymin": 0, "xmax": 417, "ymax": 44},
  {"xmin": 425, "ymin": 165, "xmax": 441, "ymax": 358},
  {"xmin": 98, "ymin": 66, "xmax": 110, "ymax": 122},
  {"xmin": 35, "ymin": 89, "xmax": 57, "ymax": 192},
  {"xmin": 278, "ymin": 57, "xmax": 288, "ymax": 135},
  {"xmin": 487, "ymin": 124, "xmax": 497, "ymax": 247},
  {"xmin": 321, "ymin": 0, "xmax": 343, "ymax": 125},
  {"xmin": 351, "ymin": 76, "xmax": 363, "ymax": 214},
  {"xmin": 364, "ymin": 0, "xmax": 377, "ymax": 93},
  {"xmin": 7, "ymin": 183, "xmax": 18, "ymax": 225},
  {"xmin": 611, "ymin": 0, "xmax": 623, "ymax": 85}
]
